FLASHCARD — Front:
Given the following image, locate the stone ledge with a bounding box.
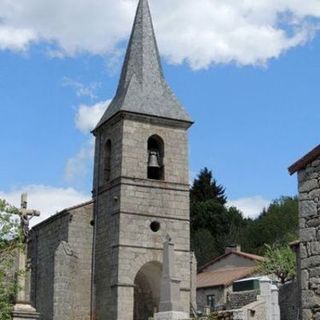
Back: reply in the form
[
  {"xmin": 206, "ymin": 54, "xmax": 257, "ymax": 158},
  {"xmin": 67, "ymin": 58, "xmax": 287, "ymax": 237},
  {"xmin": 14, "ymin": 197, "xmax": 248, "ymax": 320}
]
[
  {"xmin": 12, "ymin": 303, "xmax": 40, "ymax": 320},
  {"xmin": 154, "ymin": 311, "xmax": 190, "ymax": 320}
]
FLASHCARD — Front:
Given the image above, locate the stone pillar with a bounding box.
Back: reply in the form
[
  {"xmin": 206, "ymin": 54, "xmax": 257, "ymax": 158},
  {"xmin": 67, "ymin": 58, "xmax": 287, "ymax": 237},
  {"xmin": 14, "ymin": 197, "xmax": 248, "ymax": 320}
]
[
  {"xmin": 117, "ymin": 286, "xmax": 134, "ymax": 320},
  {"xmin": 271, "ymin": 285, "xmax": 280, "ymax": 320},
  {"xmin": 12, "ymin": 248, "xmax": 40, "ymax": 320},
  {"xmin": 259, "ymin": 277, "xmax": 272, "ymax": 320},
  {"xmin": 154, "ymin": 236, "xmax": 189, "ymax": 320},
  {"xmin": 190, "ymin": 252, "xmax": 197, "ymax": 311},
  {"xmin": 297, "ymin": 159, "xmax": 320, "ymax": 319}
]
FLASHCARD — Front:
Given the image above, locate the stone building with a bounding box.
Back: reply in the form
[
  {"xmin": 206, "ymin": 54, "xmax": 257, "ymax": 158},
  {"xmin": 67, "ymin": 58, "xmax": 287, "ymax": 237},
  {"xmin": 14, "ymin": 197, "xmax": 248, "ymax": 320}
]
[
  {"xmin": 289, "ymin": 144, "xmax": 320, "ymax": 320},
  {"xmin": 28, "ymin": 0, "xmax": 196, "ymax": 319},
  {"xmin": 196, "ymin": 245, "xmax": 263, "ymax": 311}
]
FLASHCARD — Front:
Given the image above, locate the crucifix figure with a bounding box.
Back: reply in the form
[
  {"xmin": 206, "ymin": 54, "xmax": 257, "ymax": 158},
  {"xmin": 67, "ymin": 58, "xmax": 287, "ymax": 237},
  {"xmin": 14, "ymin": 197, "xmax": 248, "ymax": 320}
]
[
  {"xmin": 12, "ymin": 193, "xmax": 40, "ymax": 320},
  {"xmin": 18, "ymin": 193, "xmax": 40, "ymax": 242}
]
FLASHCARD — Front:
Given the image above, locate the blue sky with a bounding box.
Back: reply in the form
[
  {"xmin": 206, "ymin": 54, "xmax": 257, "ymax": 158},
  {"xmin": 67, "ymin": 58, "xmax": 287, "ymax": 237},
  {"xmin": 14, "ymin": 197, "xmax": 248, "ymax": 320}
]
[{"xmin": 0, "ymin": 0, "xmax": 319, "ymax": 224}]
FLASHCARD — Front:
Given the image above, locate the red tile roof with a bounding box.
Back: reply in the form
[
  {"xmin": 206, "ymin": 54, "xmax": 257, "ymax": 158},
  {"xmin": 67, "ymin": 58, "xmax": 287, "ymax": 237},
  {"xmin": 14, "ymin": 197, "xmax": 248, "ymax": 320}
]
[
  {"xmin": 197, "ymin": 267, "xmax": 257, "ymax": 289},
  {"xmin": 289, "ymin": 144, "xmax": 320, "ymax": 175},
  {"xmin": 198, "ymin": 250, "xmax": 264, "ymax": 273}
]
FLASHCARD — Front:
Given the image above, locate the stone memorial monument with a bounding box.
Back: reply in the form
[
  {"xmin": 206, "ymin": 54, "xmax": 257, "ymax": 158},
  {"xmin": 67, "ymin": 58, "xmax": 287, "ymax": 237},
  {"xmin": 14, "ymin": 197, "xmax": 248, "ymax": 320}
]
[
  {"xmin": 154, "ymin": 235, "xmax": 190, "ymax": 320},
  {"xmin": 12, "ymin": 193, "xmax": 40, "ymax": 320}
]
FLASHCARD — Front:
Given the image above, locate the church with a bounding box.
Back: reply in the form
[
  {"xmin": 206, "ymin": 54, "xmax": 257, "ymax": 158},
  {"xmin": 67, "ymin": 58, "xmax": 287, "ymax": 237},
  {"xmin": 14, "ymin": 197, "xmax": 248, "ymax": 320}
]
[{"xmin": 28, "ymin": 0, "xmax": 196, "ymax": 319}]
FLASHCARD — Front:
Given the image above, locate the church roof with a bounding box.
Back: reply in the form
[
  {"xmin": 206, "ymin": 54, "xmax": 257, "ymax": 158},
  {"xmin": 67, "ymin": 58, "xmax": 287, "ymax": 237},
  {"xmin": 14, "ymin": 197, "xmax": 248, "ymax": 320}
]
[
  {"xmin": 288, "ymin": 144, "xmax": 320, "ymax": 175},
  {"xmin": 95, "ymin": 0, "xmax": 192, "ymax": 130}
]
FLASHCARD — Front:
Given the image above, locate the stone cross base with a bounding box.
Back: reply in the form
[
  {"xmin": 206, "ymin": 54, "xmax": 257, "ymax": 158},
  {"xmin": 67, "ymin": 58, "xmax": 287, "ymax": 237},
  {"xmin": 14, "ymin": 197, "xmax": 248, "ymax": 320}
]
[
  {"xmin": 12, "ymin": 303, "xmax": 40, "ymax": 320},
  {"xmin": 154, "ymin": 311, "xmax": 190, "ymax": 320}
]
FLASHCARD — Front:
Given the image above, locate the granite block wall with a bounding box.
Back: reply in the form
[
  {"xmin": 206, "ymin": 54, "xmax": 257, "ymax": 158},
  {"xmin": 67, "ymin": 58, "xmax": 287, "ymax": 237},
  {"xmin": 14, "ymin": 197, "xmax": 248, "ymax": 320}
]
[
  {"xmin": 228, "ymin": 290, "xmax": 259, "ymax": 310},
  {"xmin": 30, "ymin": 202, "xmax": 93, "ymax": 320},
  {"xmin": 30, "ymin": 212, "xmax": 69, "ymax": 320},
  {"xmin": 297, "ymin": 156, "xmax": 320, "ymax": 319},
  {"xmin": 121, "ymin": 118, "xmax": 189, "ymax": 184},
  {"xmin": 93, "ymin": 115, "xmax": 192, "ymax": 320},
  {"xmin": 196, "ymin": 286, "xmax": 226, "ymax": 311},
  {"xmin": 279, "ymin": 281, "xmax": 299, "ymax": 320}
]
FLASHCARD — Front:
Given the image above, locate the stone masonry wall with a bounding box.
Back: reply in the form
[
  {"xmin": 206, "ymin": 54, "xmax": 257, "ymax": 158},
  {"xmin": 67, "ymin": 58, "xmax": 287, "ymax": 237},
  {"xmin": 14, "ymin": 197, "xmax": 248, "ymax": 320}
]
[
  {"xmin": 228, "ymin": 290, "xmax": 259, "ymax": 310},
  {"xmin": 53, "ymin": 241, "xmax": 77, "ymax": 320},
  {"xmin": 279, "ymin": 281, "xmax": 299, "ymax": 320},
  {"xmin": 196, "ymin": 287, "xmax": 226, "ymax": 311},
  {"xmin": 30, "ymin": 212, "xmax": 69, "ymax": 320},
  {"xmin": 93, "ymin": 116, "xmax": 192, "ymax": 320},
  {"xmin": 298, "ymin": 156, "xmax": 320, "ymax": 319},
  {"xmin": 30, "ymin": 202, "xmax": 93, "ymax": 320},
  {"xmin": 121, "ymin": 118, "xmax": 189, "ymax": 184},
  {"xmin": 202, "ymin": 255, "xmax": 257, "ymax": 273}
]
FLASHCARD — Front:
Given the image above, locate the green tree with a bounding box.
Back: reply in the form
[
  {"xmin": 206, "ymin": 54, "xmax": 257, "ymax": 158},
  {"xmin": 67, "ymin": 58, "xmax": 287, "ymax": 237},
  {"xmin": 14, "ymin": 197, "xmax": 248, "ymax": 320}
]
[
  {"xmin": 0, "ymin": 199, "xmax": 23, "ymax": 320},
  {"xmin": 191, "ymin": 229, "xmax": 219, "ymax": 268},
  {"xmin": 258, "ymin": 244, "xmax": 296, "ymax": 284},
  {"xmin": 190, "ymin": 168, "xmax": 249, "ymax": 267},
  {"xmin": 190, "ymin": 200, "xmax": 246, "ymax": 266},
  {"xmin": 190, "ymin": 168, "xmax": 227, "ymax": 205},
  {"xmin": 242, "ymin": 196, "xmax": 298, "ymax": 255}
]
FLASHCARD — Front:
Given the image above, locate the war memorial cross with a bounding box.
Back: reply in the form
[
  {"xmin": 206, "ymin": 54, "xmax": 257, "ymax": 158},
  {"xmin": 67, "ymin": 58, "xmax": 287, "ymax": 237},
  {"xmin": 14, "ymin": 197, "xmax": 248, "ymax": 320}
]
[{"xmin": 12, "ymin": 193, "xmax": 40, "ymax": 320}]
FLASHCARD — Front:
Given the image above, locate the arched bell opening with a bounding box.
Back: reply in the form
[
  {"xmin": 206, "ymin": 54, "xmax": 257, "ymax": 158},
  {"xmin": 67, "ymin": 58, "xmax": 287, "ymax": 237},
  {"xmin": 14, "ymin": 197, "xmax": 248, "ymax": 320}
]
[
  {"xmin": 134, "ymin": 261, "xmax": 162, "ymax": 320},
  {"xmin": 147, "ymin": 135, "xmax": 164, "ymax": 180}
]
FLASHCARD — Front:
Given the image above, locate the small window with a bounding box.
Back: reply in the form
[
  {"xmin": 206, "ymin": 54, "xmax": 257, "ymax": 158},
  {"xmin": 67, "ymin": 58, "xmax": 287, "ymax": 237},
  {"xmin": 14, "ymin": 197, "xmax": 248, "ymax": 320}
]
[
  {"xmin": 207, "ymin": 295, "xmax": 215, "ymax": 309},
  {"xmin": 104, "ymin": 140, "xmax": 112, "ymax": 182},
  {"xmin": 147, "ymin": 135, "xmax": 164, "ymax": 180}
]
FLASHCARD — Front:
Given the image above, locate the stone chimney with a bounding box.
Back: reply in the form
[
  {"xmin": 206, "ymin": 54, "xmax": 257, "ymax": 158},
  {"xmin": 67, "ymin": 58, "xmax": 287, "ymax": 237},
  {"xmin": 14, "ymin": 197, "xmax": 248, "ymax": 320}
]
[{"xmin": 225, "ymin": 244, "xmax": 241, "ymax": 254}]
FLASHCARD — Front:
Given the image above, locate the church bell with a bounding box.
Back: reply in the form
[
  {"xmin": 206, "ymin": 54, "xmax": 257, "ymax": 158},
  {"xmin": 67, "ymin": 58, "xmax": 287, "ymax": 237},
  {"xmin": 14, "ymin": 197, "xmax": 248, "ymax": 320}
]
[{"xmin": 148, "ymin": 151, "xmax": 161, "ymax": 168}]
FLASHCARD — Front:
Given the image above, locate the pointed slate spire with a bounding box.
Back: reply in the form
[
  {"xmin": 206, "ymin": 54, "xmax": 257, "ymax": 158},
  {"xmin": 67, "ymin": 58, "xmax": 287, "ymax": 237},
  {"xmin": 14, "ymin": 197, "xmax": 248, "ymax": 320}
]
[{"xmin": 95, "ymin": 0, "xmax": 192, "ymax": 130}]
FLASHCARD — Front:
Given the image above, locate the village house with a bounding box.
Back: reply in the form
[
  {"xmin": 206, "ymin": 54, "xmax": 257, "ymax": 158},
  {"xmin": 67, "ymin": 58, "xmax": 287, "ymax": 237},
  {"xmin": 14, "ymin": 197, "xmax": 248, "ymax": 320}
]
[{"xmin": 196, "ymin": 245, "xmax": 264, "ymax": 312}]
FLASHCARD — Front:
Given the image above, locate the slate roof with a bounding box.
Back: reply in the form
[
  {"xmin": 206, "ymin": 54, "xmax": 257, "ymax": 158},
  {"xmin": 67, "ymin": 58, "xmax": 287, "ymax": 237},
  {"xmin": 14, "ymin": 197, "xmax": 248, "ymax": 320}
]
[
  {"xmin": 288, "ymin": 144, "xmax": 320, "ymax": 175},
  {"xmin": 197, "ymin": 267, "xmax": 258, "ymax": 289},
  {"xmin": 95, "ymin": 0, "xmax": 192, "ymax": 130}
]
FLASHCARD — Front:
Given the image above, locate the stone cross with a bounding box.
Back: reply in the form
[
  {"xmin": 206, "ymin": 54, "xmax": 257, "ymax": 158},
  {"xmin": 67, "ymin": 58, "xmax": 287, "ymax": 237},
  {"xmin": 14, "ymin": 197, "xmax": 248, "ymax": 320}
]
[
  {"xmin": 12, "ymin": 193, "xmax": 40, "ymax": 320},
  {"xmin": 19, "ymin": 193, "xmax": 40, "ymax": 242}
]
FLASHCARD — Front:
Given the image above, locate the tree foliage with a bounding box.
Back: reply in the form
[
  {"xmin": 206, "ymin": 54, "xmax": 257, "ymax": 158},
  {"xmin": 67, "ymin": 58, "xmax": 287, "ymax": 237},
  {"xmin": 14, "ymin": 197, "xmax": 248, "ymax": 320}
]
[
  {"xmin": 0, "ymin": 199, "xmax": 23, "ymax": 320},
  {"xmin": 190, "ymin": 168, "xmax": 299, "ymax": 270},
  {"xmin": 241, "ymin": 196, "xmax": 299, "ymax": 255},
  {"xmin": 190, "ymin": 168, "xmax": 227, "ymax": 205},
  {"xmin": 258, "ymin": 244, "xmax": 296, "ymax": 284},
  {"xmin": 190, "ymin": 168, "xmax": 246, "ymax": 267}
]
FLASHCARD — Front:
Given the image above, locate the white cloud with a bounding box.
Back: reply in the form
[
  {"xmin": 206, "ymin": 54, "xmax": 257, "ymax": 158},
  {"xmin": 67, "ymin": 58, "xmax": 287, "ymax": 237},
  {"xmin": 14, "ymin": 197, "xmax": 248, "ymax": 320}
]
[
  {"xmin": 64, "ymin": 99, "xmax": 110, "ymax": 183},
  {"xmin": 62, "ymin": 78, "xmax": 100, "ymax": 99},
  {"xmin": 228, "ymin": 196, "xmax": 271, "ymax": 219},
  {"xmin": 64, "ymin": 139, "xmax": 94, "ymax": 183},
  {"xmin": 0, "ymin": 0, "xmax": 319, "ymax": 68},
  {"xmin": 75, "ymin": 100, "xmax": 110, "ymax": 134},
  {"xmin": 0, "ymin": 26, "xmax": 36, "ymax": 51},
  {"xmin": 0, "ymin": 185, "xmax": 90, "ymax": 227}
]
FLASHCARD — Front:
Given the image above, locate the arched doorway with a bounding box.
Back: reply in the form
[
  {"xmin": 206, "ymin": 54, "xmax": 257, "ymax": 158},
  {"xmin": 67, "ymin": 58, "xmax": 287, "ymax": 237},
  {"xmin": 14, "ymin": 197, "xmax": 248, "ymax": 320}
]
[{"xmin": 134, "ymin": 261, "xmax": 162, "ymax": 320}]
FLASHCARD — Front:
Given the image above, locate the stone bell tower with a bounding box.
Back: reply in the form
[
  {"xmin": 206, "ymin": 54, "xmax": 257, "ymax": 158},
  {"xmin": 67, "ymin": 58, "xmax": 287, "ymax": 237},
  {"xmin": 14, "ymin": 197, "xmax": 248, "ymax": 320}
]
[{"xmin": 92, "ymin": 0, "xmax": 193, "ymax": 319}]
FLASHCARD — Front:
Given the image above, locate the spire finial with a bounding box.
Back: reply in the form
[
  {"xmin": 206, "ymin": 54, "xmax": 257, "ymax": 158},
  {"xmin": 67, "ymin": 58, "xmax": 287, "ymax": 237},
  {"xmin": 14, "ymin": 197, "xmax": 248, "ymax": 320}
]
[{"xmin": 95, "ymin": 0, "xmax": 192, "ymax": 130}]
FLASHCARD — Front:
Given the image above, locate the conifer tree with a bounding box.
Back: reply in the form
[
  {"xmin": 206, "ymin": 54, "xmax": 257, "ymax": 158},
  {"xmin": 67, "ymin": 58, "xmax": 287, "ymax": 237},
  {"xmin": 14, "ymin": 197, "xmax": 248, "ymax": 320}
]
[{"xmin": 190, "ymin": 167, "xmax": 227, "ymax": 204}]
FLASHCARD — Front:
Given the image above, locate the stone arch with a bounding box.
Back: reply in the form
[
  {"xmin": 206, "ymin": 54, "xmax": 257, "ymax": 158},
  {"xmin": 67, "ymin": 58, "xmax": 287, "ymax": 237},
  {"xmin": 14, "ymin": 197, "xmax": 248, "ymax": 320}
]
[
  {"xmin": 127, "ymin": 250, "xmax": 163, "ymax": 282},
  {"xmin": 133, "ymin": 261, "xmax": 162, "ymax": 320},
  {"xmin": 147, "ymin": 134, "xmax": 165, "ymax": 180}
]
